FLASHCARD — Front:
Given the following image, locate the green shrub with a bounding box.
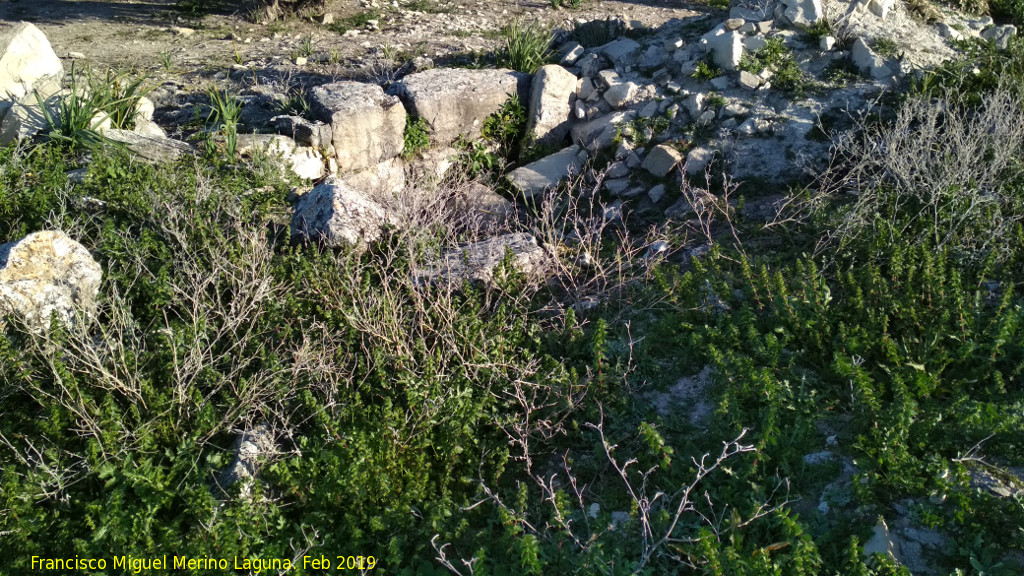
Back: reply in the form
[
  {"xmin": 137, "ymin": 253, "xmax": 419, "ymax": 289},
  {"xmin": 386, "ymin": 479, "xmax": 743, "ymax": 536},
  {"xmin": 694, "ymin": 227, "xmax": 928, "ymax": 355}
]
[
  {"xmin": 739, "ymin": 37, "xmax": 814, "ymax": 96},
  {"xmin": 693, "ymin": 58, "xmax": 722, "ymax": 80},
  {"xmin": 912, "ymin": 37, "xmax": 1024, "ymax": 105},
  {"xmin": 990, "ymin": 0, "xmax": 1024, "ymax": 23},
  {"xmin": 402, "ymin": 115, "xmax": 431, "ymax": 159}
]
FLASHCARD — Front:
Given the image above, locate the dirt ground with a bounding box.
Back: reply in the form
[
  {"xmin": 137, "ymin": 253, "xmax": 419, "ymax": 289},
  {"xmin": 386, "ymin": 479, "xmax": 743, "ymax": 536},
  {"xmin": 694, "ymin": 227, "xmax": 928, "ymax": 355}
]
[{"xmin": 0, "ymin": 0, "xmax": 710, "ymax": 90}]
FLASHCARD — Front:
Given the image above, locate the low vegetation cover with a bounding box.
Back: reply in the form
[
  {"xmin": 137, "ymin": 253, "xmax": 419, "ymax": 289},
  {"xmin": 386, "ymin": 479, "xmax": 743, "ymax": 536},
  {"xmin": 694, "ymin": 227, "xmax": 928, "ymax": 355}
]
[{"xmin": 1, "ymin": 28, "xmax": 1024, "ymax": 576}]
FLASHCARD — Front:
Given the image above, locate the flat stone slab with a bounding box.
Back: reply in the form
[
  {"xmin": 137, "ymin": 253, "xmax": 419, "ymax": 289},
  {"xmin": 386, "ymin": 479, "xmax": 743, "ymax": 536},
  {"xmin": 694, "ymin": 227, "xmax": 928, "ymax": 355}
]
[
  {"xmin": 414, "ymin": 233, "xmax": 549, "ymax": 285},
  {"xmin": 507, "ymin": 145, "xmax": 586, "ymax": 199},
  {"xmin": 392, "ymin": 68, "xmax": 530, "ymax": 147},
  {"xmin": 570, "ymin": 110, "xmax": 635, "ymax": 152},
  {"xmin": 103, "ymin": 130, "xmax": 194, "ymax": 163}
]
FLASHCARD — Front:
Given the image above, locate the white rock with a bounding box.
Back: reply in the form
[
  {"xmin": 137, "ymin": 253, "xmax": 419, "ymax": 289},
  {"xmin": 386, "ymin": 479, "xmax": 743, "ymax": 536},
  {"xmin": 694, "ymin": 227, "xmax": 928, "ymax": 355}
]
[
  {"xmin": 684, "ymin": 92, "xmax": 706, "ymax": 117},
  {"xmin": 392, "ymin": 68, "xmax": 529, "ymax": 148},
  {"xmin": 981, "ymin": 24, "xmax": 1017, "ymax": 49},
  {"xmin": 570, "ymin": 110, "xmax": 634, "ymax": 151},
  {"xmin": 507, "ymin": 145, "xmax": 586, "ymax": 198},
  {"xmin": 600, "ymin": 37, "xmax": 641, "ymax": 63},
  {"xmin": 638, "ymin": 100, "xmax": 659, "ymax": 118},
  {"xmin": 414, "ymin": 233, "xmax": 549, "ymax": 285},
  {"xmin": 935, "ymin": 23, "xmax": 963, "ymax": 41},
  {"xmin": 134, "ymin": 96, "xmax": 155, "ymax": 122},
  {"xmin": 743, "ymin": 35, "xmax": 768, "ymax": 51},
  {"xmin": 820, "ymin": 35, "xmax": 836, "ymax": 50},
  {"xmin": 133, "ymin": 118, "xmax": 166, "ymax": 138},
  {"xmin": 709, "ymin": 75, "xmax": 731, "ymax": 90},
  {"xmin": 648, "ymin": 183, "xmax": 666, "ymax": 203},
  {"xmin": 721, "ymin": 103, "xmax": 748, "ymax": 118},
  {"xmin": 850, "ymin": 37, "xmax": 891, "ymax": 79},
  {"xmin": 781, "ymin": 0, "xmax": 824, "ymax": 28},
  {"xmin": 573, "ymin": 99, "xmax": 586, "ymax": 119},
  {"xmin": 867, "ymin": 0, "xmax": 894, "ymax": 19},
  {"xmin": 288, "ymin": 147, "xmax": 327, "ymax": 180},
  {"xmin": 604, "ymin": 178, "xmax": 630, "ymax": 195},
  {"xmin": 290, "ymin": 178, "xmax": 389, "ymax": 247},
  {"xmin": 0, "ymin": 22, "xmax": 63, "ymax": 103},
  {"xmin": 103, "ymin": 130, "xmax": 194, "ymax": 163},
  {"xmin": 310, "ymin": 81, "xmax": 406, "ymax": 171},
  {"xmin": 0, "ymin": 23, "xmax": 64, "ymax": 145},
  {"xmin": 737, "ymin": 117, "xmax": 761, "ymax": 135},
  {"xmin": 527, "ymin": 64, "xmax": 577, "ymax": 146},
  {"xmin": 577, "ymin": 77, "xmax": 597, "ymax": 100},
  {"xmin": 606, "ymin": 161, "xmax": 630, "ymax": 179},
  {"xmin": 559, "ymin": 41, "xmax": 584, "ymax": 65},
  {"xmin": 685, "ymin": 147, "xmax": 714, "ymax": 174},
  {"xmin": 0, "ymin": 230, "xmax": 102, "ymax": 332},
  {"xmin": 603, "ymin": 82, "xmax": 637, "ymax": 108},
  {"xmin": 641, "ymin": 144, "xmax": 684, "ymax": 177},
  {"xmin": 738, "ymin": 70, "xmax": 761, "ymax": 89},
  {"xmin": 706, "ymin": 31, "xmax": 744, "ymax": 71}
]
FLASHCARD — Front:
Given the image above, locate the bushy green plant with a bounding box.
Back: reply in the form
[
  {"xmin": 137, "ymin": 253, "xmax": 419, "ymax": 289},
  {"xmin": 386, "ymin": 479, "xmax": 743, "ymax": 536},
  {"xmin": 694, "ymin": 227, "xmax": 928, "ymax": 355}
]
[
  {"xmin": 693, "ymin": 58, "xmax": 723, "ymax": 80},
  {"xmin": 912, "ymin": 37, "xmax": 1024, "ymax": 105},
  {"xmin": 481, "ymin": 93, "xmax": 526, "ymax": 153},
  {"xmin": 499, "ymin": 20, "xmax": 553, "ymax": 74},
  {"xmin": 402, "ymin": 115, "xmax": 431, "ymax": 159},
  {"xmin": 739, "ymin": 37, "xmax": 814, "ymax": 96}
]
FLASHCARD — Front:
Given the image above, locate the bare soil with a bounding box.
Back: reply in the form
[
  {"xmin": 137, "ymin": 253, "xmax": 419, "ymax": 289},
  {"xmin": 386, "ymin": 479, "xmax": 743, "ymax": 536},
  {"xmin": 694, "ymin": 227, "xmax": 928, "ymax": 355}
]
[{"xmin": 0, "ymin": 0, "xmax": 710, "ymax": 90}]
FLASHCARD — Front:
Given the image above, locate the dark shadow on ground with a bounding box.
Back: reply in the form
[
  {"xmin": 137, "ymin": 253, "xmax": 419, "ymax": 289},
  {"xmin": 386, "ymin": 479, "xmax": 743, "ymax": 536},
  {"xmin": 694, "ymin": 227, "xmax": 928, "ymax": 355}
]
[{"xmin": 0, "ymin": 0, "xmax": 241, "ymax": 27}]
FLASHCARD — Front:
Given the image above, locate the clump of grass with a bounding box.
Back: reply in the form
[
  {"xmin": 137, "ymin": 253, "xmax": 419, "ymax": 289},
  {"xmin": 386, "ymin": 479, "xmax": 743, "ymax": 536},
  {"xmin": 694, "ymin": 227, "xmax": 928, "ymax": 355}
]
[
  {"xmin": 499, "ymin": 20, "xmax": 553, "ymax": 74},
  {"xmin": 804, "ymin": 18, "xmax": 833, "ymax": 38},
  {"xmin": 572, "ymin": 18, "xmax": 619, "ymax": 48},
  {"xmin": 278, "ymin": 86, "xmax": 312, "ymax": 118},
  {"xmin": 205, "ymin": 87, "xmax": 242, "ymax": 161},
  {"xmin": 870, "ymin": 37, "xmax": 903, "ymax": 60},
  {"xmin": 36, "ymin": 63, "xmax": 151, "ymax": 150},
  {"xmin": 327, "ymin": 9, "xmax": 380, "ymax": 35}
]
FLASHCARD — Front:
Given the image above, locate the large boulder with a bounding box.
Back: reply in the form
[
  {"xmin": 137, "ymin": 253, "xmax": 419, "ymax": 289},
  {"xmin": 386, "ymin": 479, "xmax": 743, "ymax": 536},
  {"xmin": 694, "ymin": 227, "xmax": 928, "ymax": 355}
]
[
  {"xmin": 781, "ymin": 0, "xmax": 824, "ymax": 28},
  {"xmin": 526, "ymin": 65, "xmax": 577, "ymax": 147},
  {"xmin": 641, "ymin": 144, "xmax": 684, "ymax": 177},
  {"xmin": 0, "ymin": 230, "xmax": 102, "ymax": 332},
  {"xmin": 414, "ymin": 233, "xmax": 549, "ymax": 285},
  {"xmin": 309, "ymin": 81, "xmax": 406, "ymax": 172},
  {"xmin": 850, "ymin": 38, "xmax": 892, "ymax": 79},
  {"xmin": 290, "ymin": 178, "xmax": 389, "ymax": 247},
  {"xmin": 507, "ymin": 145, "xmax": 587, "ymax": 199},
  {"xmin": 0, "ymin": 23, "xmax": 65, "ymax": 146},
  {"xmin": 705, "ymin": 31, "xmax": 744, "ymax": 71},
  {"xmin": 392, "ymin": 68, "xmax": 530, "ymax": 147}
]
